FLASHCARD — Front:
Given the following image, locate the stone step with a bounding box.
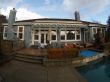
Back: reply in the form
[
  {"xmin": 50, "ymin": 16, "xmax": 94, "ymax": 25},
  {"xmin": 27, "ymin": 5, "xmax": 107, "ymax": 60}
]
[
  {"xmin": 15, "ymin": 53, "xmax": 45, "ymax": 60},
  {"xmin": 14, "ymin": 57, "xmax": 43, "ymax": 64},
  {"xmin": 14, "ymin": 53, "xmax": 46, "ymax": 64}
]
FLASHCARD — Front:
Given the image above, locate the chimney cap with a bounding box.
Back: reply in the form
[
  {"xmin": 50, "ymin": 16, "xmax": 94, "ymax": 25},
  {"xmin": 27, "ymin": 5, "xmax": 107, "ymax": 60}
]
[
  {"xmin": 74, "ymin": 11, "xmax": 80, "ymax": 21},
  {"xmin": 13, "ymin": 8, "xmax": 15, "ymax": 10}
]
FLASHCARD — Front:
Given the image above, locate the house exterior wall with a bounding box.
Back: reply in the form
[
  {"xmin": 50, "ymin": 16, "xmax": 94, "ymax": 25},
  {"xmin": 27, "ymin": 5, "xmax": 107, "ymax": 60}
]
[{"xmin": 3, "ymin": 19, "xmax": 106, "ymax": 48}]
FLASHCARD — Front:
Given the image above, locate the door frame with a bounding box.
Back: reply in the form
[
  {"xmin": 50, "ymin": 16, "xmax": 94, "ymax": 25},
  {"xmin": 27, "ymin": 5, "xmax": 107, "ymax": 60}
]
[
  {"xmin": 40, "ymin": 32, "xmax": 48, "ymax": 45},
  {"xmin": 32, "ymin": 30, "xmax": 49, "ymax": 46}
]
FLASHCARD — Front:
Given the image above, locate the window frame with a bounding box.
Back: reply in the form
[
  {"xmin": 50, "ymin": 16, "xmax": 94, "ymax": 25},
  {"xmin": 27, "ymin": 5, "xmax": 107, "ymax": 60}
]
[
  {"xmin": 33, "ymin": 30, "xmax": 39, "ymax": 41},
  {"xmin": 3, "ymin": 26, "xmax": 8, "ymax": 40},
  {"xmin": 51, "ymin": 30, "xmax": 57, "ymax": 41},
  {"xmin": 17, "ymin": 26, "xmax": 24, "ymax": 40},
  {"xmin": 60, "ymin": 31, "xmax": 66, "ymax": 41},
  {"xmin": 66, "ymin": 29, "xmax": 81, "ymax": 41}
]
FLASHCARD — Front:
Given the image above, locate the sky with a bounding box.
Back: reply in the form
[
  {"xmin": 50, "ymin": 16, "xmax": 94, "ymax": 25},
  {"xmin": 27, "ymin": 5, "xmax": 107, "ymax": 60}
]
[{"xmin": 0, "ymin": 0, "xmax": 110, "ymax": 24}]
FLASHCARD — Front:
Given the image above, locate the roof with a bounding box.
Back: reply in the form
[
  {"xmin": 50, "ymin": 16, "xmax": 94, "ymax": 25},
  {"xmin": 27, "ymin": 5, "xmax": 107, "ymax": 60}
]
[
  {"xmin": 3, "ymin": 18, "xmax": 106, "ymax": 27},
  {"xmin": 16, "ymin": 18, "xmax": 106, "ymax": 25},
  {"xmin": 15, "ymin": 18, "xmax": 75, "ymax": 22}
]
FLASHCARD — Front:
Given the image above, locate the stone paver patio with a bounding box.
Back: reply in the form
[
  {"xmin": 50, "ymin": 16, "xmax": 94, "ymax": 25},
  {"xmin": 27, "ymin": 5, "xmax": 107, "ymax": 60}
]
[{"xmin": 0, "ymin": 60, "xmax": 87, "ymax": 82}]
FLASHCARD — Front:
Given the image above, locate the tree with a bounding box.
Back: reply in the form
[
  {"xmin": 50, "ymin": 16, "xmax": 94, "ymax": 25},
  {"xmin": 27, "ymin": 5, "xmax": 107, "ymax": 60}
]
[
  {"xmin": 93, "ymin": 29, "xmax": 104, "ymax": 50},
  {"xmin": 0, "ymin": 14, "xmax": 7, "ymax": 54},
  {"xmin": 107, "ymin": 16, "xmax": 110, "ymax": 28},
  {"xmin": 0, "ymin": 14, "xmax": 7, "ymax": 37},
  {"xmin": 105, "ymin": 16, "xmax": 110, "ymax": 42}
]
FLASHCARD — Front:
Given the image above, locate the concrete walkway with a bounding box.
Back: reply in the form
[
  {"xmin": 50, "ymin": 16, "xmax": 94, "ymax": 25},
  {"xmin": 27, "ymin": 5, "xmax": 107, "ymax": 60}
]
[{"xmin": 0, "ymin": 60, "xmax": 87, "ymax": 82}]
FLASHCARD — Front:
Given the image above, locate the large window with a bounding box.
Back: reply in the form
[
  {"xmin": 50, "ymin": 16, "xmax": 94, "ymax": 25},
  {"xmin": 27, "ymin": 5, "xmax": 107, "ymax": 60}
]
[
  {"xmin": 61, "ymin": 31, "xmax": 66, "ymax": 40},
  {"xmin": 66, "ymin": 27, "xmax": 81, "ymax": 41},
  {"xmin": 67, "ymin": 31, "xmax": 75, "ymax": 40},
  {"xmin": 51, "ymin": 30, "xmax": 56, "ymax": 40},
  {"xmin": 3, "ymin": 26, "xmax": 24, "ymax": 40},
  {"xmin": 3, "ymin": 26, "xmax": 8, "ymax": 39},
  {"xmin": 17, "ymin": 26, "xmax": 24, "ymax": 40}
]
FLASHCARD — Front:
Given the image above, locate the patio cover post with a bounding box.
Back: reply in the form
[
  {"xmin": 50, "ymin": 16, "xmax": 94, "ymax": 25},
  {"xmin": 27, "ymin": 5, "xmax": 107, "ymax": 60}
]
[
  {"xmin": 47, "ymin": 27, "xmax": 51, "ymax": 44},
  {"xmin": 56, "ymin": 26, "xmax": 61, "ymax": 48}
]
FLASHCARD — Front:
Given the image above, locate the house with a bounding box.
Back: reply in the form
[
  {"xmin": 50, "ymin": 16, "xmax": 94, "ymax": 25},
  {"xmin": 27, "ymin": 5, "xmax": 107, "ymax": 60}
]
[{"xmin": 2, "ymin": 8, "xmax": 106, "ymax": 48}]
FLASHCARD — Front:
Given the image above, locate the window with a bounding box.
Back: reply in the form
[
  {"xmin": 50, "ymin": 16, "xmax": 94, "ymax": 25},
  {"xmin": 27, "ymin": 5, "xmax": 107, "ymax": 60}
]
[
  {"xmin": 17, "ymin": 26, "xmax": 24, "ymax": 40},
  {"xmin": 67, "ymin": 31, "xmax": 75, "ymax": 40},
  {"xmin": 61, "ymin": 35, "xmax": 65, "ymax": 40},
  {"xmin": 52, "ymin": 35, "xmax": 56, "ymax": 40},
  {"xmin": 3, "ymin": 26, "xmax": 8, "ymax": 39},
  {"xmin": 76, "ymin": 30, "xmax": 81, "ymax": 40},
  {"xmin": 66, "ymin": 28, "xmax": 81, "ymax": 41},
  {"xmin": 34, "ymin": 30, "xmax": 39, "ymax": 40},
  {"xmin": 93, "ymin": 28, "xmax": 97, "ymax": 34},
  {"xmin": 34, "ymin": 35, "xmax": 39, "ymax": 40},
  {"xmin": 76, "ymin": 35, "xmax": 80, "ymax": 40},
  {"xmin": 51, "ymin": 30, "xmax": 56, "ymax": 40},
  {"xmin": 61, "ymin": 31, "xmax": 66, "ymax": 40}
]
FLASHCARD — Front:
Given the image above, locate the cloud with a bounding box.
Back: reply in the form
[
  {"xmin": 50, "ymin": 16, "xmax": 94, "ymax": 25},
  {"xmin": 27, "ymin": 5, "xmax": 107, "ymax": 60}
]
[
  {"xmin": 62, "ymin": 0, "xmax": 110, "ymax": 14},
  {"xmin": 1, "ymin": 6, "xmax": 46, "ymax": 20},
  {"xmin": 17, "ymin": 7, "xmax": 46, "ymax": 20},
  {"xmin": 44, "ymin": 0, "xmax": 51, "ymax": 5},
  {"xmin": 0, "ymin": 0, "xmax": 22, "ymax": 8}
]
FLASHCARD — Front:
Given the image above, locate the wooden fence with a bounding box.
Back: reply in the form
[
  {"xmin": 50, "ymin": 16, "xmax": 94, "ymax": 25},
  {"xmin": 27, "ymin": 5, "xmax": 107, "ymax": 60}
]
[{"xmin": 1, "ymin": 40, "xmax": 24, "ymax": 55}]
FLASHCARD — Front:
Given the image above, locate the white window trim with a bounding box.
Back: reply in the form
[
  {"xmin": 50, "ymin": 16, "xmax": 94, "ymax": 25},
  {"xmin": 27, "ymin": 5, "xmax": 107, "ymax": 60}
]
[
  {"xmin": 17, "ymin": 26, "xmax": 24, "ymax": 40},
  {"xmin": 66, "ymin": 29, "xmax": 81, "ymax": 41},
  {"xmin": 3, "ymin": 26, "xmax": 8, "ymax": 40}
]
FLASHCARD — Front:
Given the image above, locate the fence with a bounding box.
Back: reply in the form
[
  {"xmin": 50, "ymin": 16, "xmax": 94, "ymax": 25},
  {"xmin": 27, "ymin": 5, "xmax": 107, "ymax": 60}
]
[{"xmin": 1, "ymin": 40, "xmax": 24, "ymax": 55}]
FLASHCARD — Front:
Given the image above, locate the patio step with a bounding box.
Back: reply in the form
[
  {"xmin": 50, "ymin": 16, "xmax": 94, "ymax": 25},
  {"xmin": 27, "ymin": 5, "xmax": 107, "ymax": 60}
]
[{"xmin": 14, "ymin": 53, "xmax": 46, "ymax": 64}]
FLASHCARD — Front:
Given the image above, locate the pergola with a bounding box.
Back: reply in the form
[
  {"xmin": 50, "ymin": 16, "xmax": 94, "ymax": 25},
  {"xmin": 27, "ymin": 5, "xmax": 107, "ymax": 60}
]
[{"xmin": 31, "ymin": 22, "xmax": 88, "ymax": 48}]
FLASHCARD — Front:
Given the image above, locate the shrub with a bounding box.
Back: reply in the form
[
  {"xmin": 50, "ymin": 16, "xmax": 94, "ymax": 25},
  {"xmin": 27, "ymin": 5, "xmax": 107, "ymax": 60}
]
[
  {"xmin": 47, "ymin": 48, "xmax": 79, "ymax": 59},
  {"xmin": 63, "ymin": 48, "xmax": 79, "ymax": 58},
  {"xmin": 48, "ymin": 48, "xmax": 64, "ymax": 59}
]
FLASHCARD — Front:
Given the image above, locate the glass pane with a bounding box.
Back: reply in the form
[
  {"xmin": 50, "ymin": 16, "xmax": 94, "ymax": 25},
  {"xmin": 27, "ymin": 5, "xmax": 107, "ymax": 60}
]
[
  {"xmin": 41, "ymin": 34, "xmax": 44, "ymax": 43},
  {"xmin": 67, "ymin": 31, "xmax": 75, "ymax": 40},
  {"xmin": 61, "ymin": 35, "xmax": 65, "ymax": 40},
  {"xmin": 76, "ymin": 35, "xmax": 80, "ymax": 40},
  {"xmin": 34, "ymin": 35, "xmax": 39, "ymax": 40},
  {"xmin": 19, "ymin": 27, "xmax": 23, "ymax": 32},
  {"xmin": 52, "ymin": 35, "xmax": 56, "ymax": 40},
  {"xmin": 19, "ymin": 33, "xmax": 22, "ymax": 39}
]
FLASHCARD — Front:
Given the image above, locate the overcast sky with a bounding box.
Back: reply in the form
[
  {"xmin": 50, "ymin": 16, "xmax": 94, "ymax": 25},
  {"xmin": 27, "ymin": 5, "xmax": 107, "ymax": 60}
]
[{"xmin": 0, "ymin": 0, "xmax": 110, "ymax": 24}]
